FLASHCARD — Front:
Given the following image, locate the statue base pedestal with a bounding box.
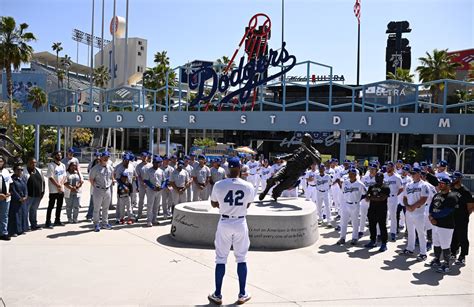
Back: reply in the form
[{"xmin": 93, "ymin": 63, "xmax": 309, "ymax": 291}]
[{"xmin": 170, "ymin": 196, "xmax": 319, "ymax": 250}]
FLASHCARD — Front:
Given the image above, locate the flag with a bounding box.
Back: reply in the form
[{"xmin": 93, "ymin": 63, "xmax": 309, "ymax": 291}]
[{"xmin": 354, "ymin": 0, "xmax": 361, "ymax": 24}]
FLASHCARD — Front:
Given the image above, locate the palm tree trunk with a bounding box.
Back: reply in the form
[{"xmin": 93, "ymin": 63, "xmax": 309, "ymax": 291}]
[{"xmin": 6, "ymin": 64, "xmax": 14, "ymax": 138}]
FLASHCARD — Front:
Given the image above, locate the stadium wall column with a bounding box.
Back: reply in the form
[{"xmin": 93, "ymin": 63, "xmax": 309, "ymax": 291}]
[{"xmin": 339, "ymin": 129, "xmax": 347, "ymax": 161}]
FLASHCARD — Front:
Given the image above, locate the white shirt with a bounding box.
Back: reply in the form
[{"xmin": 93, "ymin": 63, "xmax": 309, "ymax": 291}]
[
  {"xmin": 0, "ymin": 168, "xmax": 13, "ymax": 201},
  {"xmin": 435, "ymin": 170, "xmax": 450, "ymax": 180},
  {"xmin": 144, "ymin": 167, "xmax": 165, "ymax": 190},
  {"xmin": 136, "ymin": 161, "xmax": 151, "ymax": 186},
  {"xmin": 260, "ymin": 166, "xmax": 272, "ymax": 180},
  {"xmin": 170, "ymin": 168, "xmax": 190, "ymax": 188},
  {"xmin": 46, "ymin": 161, "xmax": 66, "ymax": 194},
  {"xmin": 246, "ymin": 160, "xmax": 260, "ymax": 176},
  {"xmin": 305, "ymin": 170, "xmax": 318, "ymax": 186},
  {"xmin": 192, "ymin": 165, "xmax": 211, "ymax": 184},
  {"xmin": 361, "ymin": 174, "xmax": 376, "ymax": 189},
  {"xmin": 404, "ymin": 180, "xmax": 429, "ymax": 214},
  {"xmin": 384, "ymin": 173, "xmax": 402, "ymax": 197},
  {"xmin": 114, "ymin": 162, "xmax": 137, "ymax": 183},
  {"xmin": 315, "ymin": 173, "xmax": 331, "ymax": 192},
  {"xmin": 211, "ymin": 167, "xmax": 226, "ymax": 184},
  {"xmin": 341, "ymin": 179, "xmax": 366, "ymax": 203},
  {"xmin": 271, "ymin": 162, "xmax": 284, "ymax": 176},
  {"xmin": 211, "ymin": 177, "xmax": 255, "ymax": 217}
]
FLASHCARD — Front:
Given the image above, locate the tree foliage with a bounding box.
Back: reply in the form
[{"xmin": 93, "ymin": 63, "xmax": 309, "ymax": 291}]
[
  {"xmin": 193, "ymin": 137, "xmax": 216, "ymax": 148},
  {"xmin": 143, "ymin": 51, "xmax": 177, "ymax": 107},
  {"xmin": 387, "ymin": 68, "xmax": 414, "ymax": 82},
  {"xmin": 27, "ymin": 86, "xmax": 47, "ymax": 111}
]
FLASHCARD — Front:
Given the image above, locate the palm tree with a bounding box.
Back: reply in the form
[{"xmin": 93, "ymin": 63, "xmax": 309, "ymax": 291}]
[
  {"xmin": 57, "ymin": 69, "xmax": 65, "ymax": 88},
  {"xmin": 0, "ymin": 16, "xmax": 36, "ymax": 127},
  {"xmin": 143, "ymin": 51, "xmax": 177, "ymax": 108},
  {"xmin": 27, "ymin": 86, "xmax": 47, "ymax": 111},
  {"xmin": 387, "ymin": 68, "xmax": 414, "ymax": 82},
  {"xmin": 52, "ymin": 42, "xmax": 63, "ymax": 88},
  {"xmin": 61, "ymin": 54, "xmax": 72, "ymax": 88},
  {"xmin": 416, "ymin": 49, "xmax": 461, "ymax": 103},
  {"xmin": 92, "ymin": 65, "xmax": 111, "ymax": 88},
  {"xmin": 216, "ymin": 55, "xmax": 235, "ymax": 73}
]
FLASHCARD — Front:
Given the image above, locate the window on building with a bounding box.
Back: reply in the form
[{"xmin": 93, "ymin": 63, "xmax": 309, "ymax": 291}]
[
  {"xmin": 138, "ymin": 51, "xmax": 141, "ymax": 56},
  {"xmin": 140, "ymin": 46, "xmax": 144, "ymax": 51},
  {"xmin": 138, "ymin": 41, "xmax": 142, "ymax": 45}
]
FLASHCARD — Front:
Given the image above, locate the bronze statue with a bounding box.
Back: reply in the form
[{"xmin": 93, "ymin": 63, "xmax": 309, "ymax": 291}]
[
  {"xmin": 259, "ymin": 133, "xmax": 321, "ymax": 201},
  {"xmin": 0, "ymin": 127, "xmax": 24, "ymax": 165}
]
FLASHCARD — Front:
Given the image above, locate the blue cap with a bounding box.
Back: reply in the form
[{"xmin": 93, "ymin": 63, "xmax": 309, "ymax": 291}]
[
  {"xmin": 438, "ymin": 160, "xmax": 448, "ymax": 167},
  {"xmin": 67, "ymin": 147, "xmax": 75, "ymax": 153},
  {"xmin": 348, "ymin": 168, "xmax": 357, "ymax": 174},
  {"xmin": 386, "ymin": 161, "xmax": 395, "ymax": 167},
  {"xmin": 141, "ymin": 151, "xmax": 150, "ymax": 157},
  {"xmin": 120, "ymin": 172, "xmax": 128, "ymax": 178},
  {"xmin": 228, "ymin": 157, "xmax": 241, "ymax": 168},
  {"xmin": 420, "ymin": 161, "xmax": 428, "ymax": 167},
  {"xmin": 319, "ymin": 164, "xmax": 325, "ymax": 169},
  {"xmin": 396, "ymin": 160, "xmax": 403, "ymax": 163},
  {"xmin": 161, "ymin": 156, "xmax": 169, "ymax": 161},
  {"xmin": 343, "ymin": 159, "xmax": 351, "ymax": 163},
  {"xmin": 438, "ymin": 177, "xmax": 451, "ymax": 184},
  {"xmin": 381, "ymin": 166, "xmax": 387, "ymax": 173},
  {"xmin": 184, "ymin": 155, "xmax": 190, "ymax": 160},
  {"xmin": 94, "ymin": 150, "xmax": 100, "ymax": 157},
  {"xmin": 153, "ymin": 155, "xmax": 163, "ymax": 163},
  {"xmin": 170, "ymin": 155, "xmax": 177, "ymax": 159},
  {"xmin": 198, "ymin": 154, "xmax": 206, "ymax": 160},
  {"xmin": 122, "ymin": 153, "xmax": 132, "ymax": 161},
  {"xmin": 402, "ymin": 165, "xmax": 411, "ymax": 172},
  {"xmin": 427, "ymin": 164, "xmax": 433, "ymax": 170},
  {"xmin": 177, "ymin": 160, "xmax": 184, "ymax": 166},
  {"xmin": 369, "ymin": 163, "xmax": 378, "ymax": 169},
  {"xmin": 100, "ymin": 151, "xmax": 110, "ymax": 157},
  {"xmin": 190, "ymin": 153, "xmax": 196, "ymax": 157},
  {"xmin": 331, "ymin": 158, "xmax": 338, "ymax": 163},
  {"xmin": 410, "ymin": 167, "xmax": 421, "ymax": 173},
  {"xmin": 451, "ymin": 171, "xmax": 463, "ymax": 179}
]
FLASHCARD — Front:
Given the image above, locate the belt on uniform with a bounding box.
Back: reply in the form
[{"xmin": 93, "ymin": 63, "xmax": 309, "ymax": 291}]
[
  {"xmin": 390, "ymin": 194, "xmax": 396, "ymax": 197},
  {"xmin": 308, "ymin": 184, "xmax": 316, "ymax": 187},
  {"xmin": 95, "ymin": 185, "xmax": 110, "ymax": 190},
  {"xmin": 318, "ymin": 190, "xmax": 327, "ymax": 193},
  {"xmin": 222, "ymin": 215, "xmax": 244, "ymax": 219},
  {"xmin": 346, "ymin": 201, "xmax": 356, "ymax": 204}
]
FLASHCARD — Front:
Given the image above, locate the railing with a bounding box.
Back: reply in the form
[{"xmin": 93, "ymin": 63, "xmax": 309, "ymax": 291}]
[{"xmin": 40, "ymin": 61, "xmax": 474, "ymax": 114}]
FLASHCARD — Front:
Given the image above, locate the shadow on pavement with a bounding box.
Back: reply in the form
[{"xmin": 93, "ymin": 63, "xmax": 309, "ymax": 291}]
[
  {"xmin": 254, "ymin": 200, "xmax": 303, "ymax": 211},
  {"xmin": 320, "ymin": 230, "xmax": 340, "ymax": 239},
  {"xmin": 318, "ymin": 243, "xmax": 350, "ymax": 254},
  {"xmin": 156, "ymin": 233, "xmax": 214, "ymax": 250},
  {"xmin": 346, "ymin": 245, "xmax": 380, "ymax": 259},
  {"xmin": 46, "ymin": 229, "xmax": 93, "ymax": 239},
  {"xmin": 380, "ymin": 253, "xmax": 420, "ymax": 271},
  {"xmin": 411, "ymin": 265, "xmax": 462, "ymax": 286}
]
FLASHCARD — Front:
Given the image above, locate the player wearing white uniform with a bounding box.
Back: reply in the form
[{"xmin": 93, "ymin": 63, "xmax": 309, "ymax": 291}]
[
  {"xmin": 305, "ymin": 165, "xmax": 318, "ymax": 202},
  {"xmin": 210, "ymin": 159, "xmax": 226, "ymax": 194},
  {"xmin": 422, "ymin": 171, "xmax": 437, "ymax": 251},
  {"xmin": 315, "ymin": 165, "xmax": 332, "ymax": 225},
  {"xmin": 435, "ymin": 160, "xmax": 450, "ymax": 180},
  {"xmin": 259, "ymin": 160, "xmax": 271, "ymax": 193},
  {"xmin": 246, "ymin": 156, "xmax": 260, "ymax": 194},
  {"xmin": 384, "ymin": 162, "xmax": 403, "ymax": 241},
  {"xmin": 114, "ymin": 153, "xmax": 137, "ymax": 223},
  {"xmin": 401, "ymin": 167, "xmax": 429, "ymax": 261},
  {"xmin": 336, "ymin": 168, "xmax": 366, "ymax": 245},
  {"xmin": 183, "ymin": 157, "xmax": 194, "ymax": 202},
  {"xmin": 208, "ymin": 158, "xmax": 254, "ymax": 305},
  {"xmin": 397, "ymin": 165, "xmax": 412, "ymax": 232},
  {"xmin": 135, "ymin": 152, "xmax": 151, "ymax": 220},
  {"xmin": 169, "ymin": 160, "xmax": 191, "ymax": 209},
  {"xmin": 143, "ymin": 156, "xmax": 164, "ymax": 227},
  {"xmin": 192, "ymin": 155, "xmax": 211, "ymax": 201},
  {"xmin": 329, "ymin": 159, "xmax": 342, "ymax": 221},
  {"xmin": 160, "ymin": 157, "xmax": 175, "ymax": 219},
  {"xmin": 359, "ymin": 164, "xmax": 377, "ymax": 238}
]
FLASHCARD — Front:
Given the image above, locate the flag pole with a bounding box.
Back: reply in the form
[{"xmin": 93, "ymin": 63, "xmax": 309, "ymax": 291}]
[{"xmin": 356, "ymin": 21, "xmax": 360, "ymax": 86}]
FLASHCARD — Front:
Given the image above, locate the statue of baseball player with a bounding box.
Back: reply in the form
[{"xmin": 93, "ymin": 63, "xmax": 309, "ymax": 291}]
[{"xmin": 259, "ymin": 133, "xmax": 321, "ymax": 201}]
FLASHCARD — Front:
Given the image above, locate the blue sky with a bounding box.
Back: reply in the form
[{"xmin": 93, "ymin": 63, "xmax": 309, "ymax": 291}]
[{"xmin": 2, "ymin": 0, "xmax": 473, "ymax": 84}]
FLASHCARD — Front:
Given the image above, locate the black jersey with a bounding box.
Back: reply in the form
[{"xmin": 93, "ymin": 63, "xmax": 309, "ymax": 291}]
[
  {"xmin": 450, "ymin": 185, "xmax": 473, "ymax": 222},
  {"xmin": 429, "ymin": 191, "xmax": 458, "ymax": 229}
]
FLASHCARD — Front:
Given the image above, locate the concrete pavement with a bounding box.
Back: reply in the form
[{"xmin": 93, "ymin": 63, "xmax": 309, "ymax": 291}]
[{"xmin": 0, "ymin": 179, "xmax": 473, "ymax": 306}]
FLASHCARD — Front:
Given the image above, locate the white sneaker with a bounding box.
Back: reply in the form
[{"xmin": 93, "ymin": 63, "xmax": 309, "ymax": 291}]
[
  {"xmin": 208, "ymin": 293, "xmax": 222, "ymax": 305},
  {"xmin": 237, "ymin": 292, "xmax": 251, "ymax": 305}
]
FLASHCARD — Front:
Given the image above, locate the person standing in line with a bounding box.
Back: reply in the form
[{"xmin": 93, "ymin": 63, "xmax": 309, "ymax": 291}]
[
  {"xmin": 114, "ymin": 153, "xmax": 137, "ymax": 223},
  {"xmin": 426, "ymin": 177, "xmax": 458, "ymax": 273},
  {"xmin": 397, "ymin": 164, "xmax": 412, "ymax": 233},
  {"xmin": 364, "ymin": 172, "xmax": 390, "ymax": 252},
  {"xmin": 435, "ymin": 160, "xmax": 450, "ymax": 180},
  {"xmin": 135, "ymin": 152, "xmax": 151, "ymax": 221},
  {"xmin": 183, "ymin": 156, "xmax": 194, "ymax": 202},
  {"xmin": 89, "ymin": 151, "xmax": 115, "ymax": 232},
  {"xmin": 401, "ymin": 167, "xmax": 429, "ymax": 261},
  {"xmin": 336, "ymin": 168, "xmax": 366, "ymax": 246},
  {"xmin": 359, "ymin": 163, "xmax": 377, "ymax": 238},
  {"xmin": 62, "ymin": 148, "xmax": 81, "ymax": 174},
  {"xmin": 45, "ymin": 151, "xmax": 67, "ymax": 228},
  {"xmin": 449, "ymin": 172, "xmax": 473, "ymax": 265},
  {"xmin": 23, "ymin": 157, "xmax": 45, "ymax": 230},
  {"xmin": 0, "ymin": 156, "xmax": 12, "ymax": 241},
  {"xmin": 160, "ymin": 156, "xmax": 175, "ymax": 219},
  {"xmin": 208, "ymin": 157, "xmax": 255, "ymax": 305},
  {"xmin": 169, "ymin": 160, "xmax": 191, "ymax": 210},
  {"xmin": 210, "ymin": 158, "xmax": 226, "ymax": 194},
  {"xmin": 383, "ymin": 161, "xmax": 403, "ymax": 241},
  {"xmin": 259, "ymin": 159, "xmax": 271, "ymax": 193},
  {"xmin": 144, "ymin": 155, "xmax": 164, "ymax": 227},
  {"xmin": 192, "ymin": 155, "xmax": 211, "ymax": 201},
  {"xmin": 315, "ymin": 164, "xmax": 332, "ymax": 226},
  {"xmin": 421, "ymin": 171, "xmax": 437, "ymax": 251},
  {"xmin": 117, "ymin": 173, "xmax": 134, "ymax": 224},
  {"xmin": 85, "ymin": 151, "xmax": 100, "ymax": 221},
  {"xmin": 8, "ymin": 165, "xmax": 28, "ymax": 237},
  {"xmin": 64, "ymin": 162, "xmax": 83, "ymax": 224},
  {"xmin": 305, "ymin": 164, "xmax": 318, "ymax": 202}
]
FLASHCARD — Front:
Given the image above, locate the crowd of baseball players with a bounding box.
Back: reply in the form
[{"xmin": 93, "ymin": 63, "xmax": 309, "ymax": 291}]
[{"xmin": 0, "ymin": 149, "xmax": 472, "ymax": 275}]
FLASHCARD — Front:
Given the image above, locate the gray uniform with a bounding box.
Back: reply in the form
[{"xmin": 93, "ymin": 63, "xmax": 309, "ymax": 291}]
[
  {"xmin": 184, "ymin": 164, "xmax": 193, "ymax": 202},
  {"xmin": 161, "ymin": 165, "xmax": 174, "ymax": 218},
  {"xmin": 136, "ymin": 161, "xmax": 151, "ymax": 219},
  {"xmin": 210, "ymin": 167, "xmax": 226, "ymax": 194},
  {"xmin": 114, "ymin": 162, "xmax": 137, "ymax": 220},
  {"xmin": 191, "ymin": 164, "xmax": 211, "ymax": 201},
  {"xmin": 144, "ymin": 166, "xmax": 164, "ymax": 224},
  {"xmin": 89, "ymin": 163, "xmax": 114, "ymax": 226},
  {"xmin": 170, "ymin": 169, "xmax": 190, "ymax": 205}
]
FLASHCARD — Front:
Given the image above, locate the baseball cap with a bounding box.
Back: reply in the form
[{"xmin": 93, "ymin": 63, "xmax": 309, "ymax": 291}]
[
  {"xmin": 198, "ymin": 154, "xmax": 206, "ymax": 160},
  {"xmin": 100, "ymin": 151, "xmax": 110, "ymax": 157},
  {"xmin": 184, "ymin": 155, "xmax": 190, "ymax": 160},
  {"xmin": 402, "ymin": 165, "xmax": 411, "ymax": 172},
  {"xmin": 438, "ymin": 160, "xmax": 448, "ymax": 167},
  {"xmin": 381, "ymin": 165, "xmax": 387, "ymax": 173},
  {"xmin": 396, "ymin": 159, "xmax": 403, "ymax": 163},
  {"xmin": 451, "ymin": 171, "xmax": 463, "ymax": 180},
  {"xmin": 319, "ymin": 164, "xmax": 325, "ymax": 169},
  {"xmin": 343, "ymin": 159, "xmax": 351, "ymax": 163},
  {"xmin": 177, "ymin": 160, "xmax": 184, "ymax": 166},
  {"xmin": 162, "ymin": 156, "xmax": 169, "ymax": 161},
  {"xmin": 122, "ymin": 153, "xmax": 132, "ymax": 161},
  {"xmin": 438, "ymin": 177, "xmax": 451, "ymax": 184},
  {"xmin": 420, "ymin": 161, "xmax": 428, "ymax": 167},
  {"xmin": 213, "ymin": 157, "xmax": 221, "ymax": 163},
  {"xmin": 190, "ymin": 153, "xmax": 196, "ymax": 157},
  {"xmin": 410, "ymin": 167, "xmax": 421, "ymax": 174},
  {"xmin": 386, "ymin": 161, "xmax": 395, "ymax": 167},
  {"xmin": 331, "ymin": 158, "xmax": 338, "ymax": 163},
  {"xmin": 120, "ymin": 172, "xmax": 128, "ymax": 178},
  {"xmin": 369, "ymin": 163, "xmax": 378, "ymax": 169},
  {"xmin": 348, "ymin": 168, "xmax": 357, "ymax": 174},
  {"xmin": 228, "ymin": 157, "xmax": 241, "ymax": 168},
  {"xmin": 93, "ymin": 150, "xmax": 101, "ymax": 157},
  {"xmin": 141, "ymin": 151, "xmax": 150, "ymax": 157},
  {"xmin": 153, "ymin": 155, "xmax": 163, "ymax": 163},
  {"xmin": 170, "ymin": 155, "xmax": 177, "ymax": 159},
  {"xmin": 67, "ymin": 147, "xmax": 75, "ymax": 154}
]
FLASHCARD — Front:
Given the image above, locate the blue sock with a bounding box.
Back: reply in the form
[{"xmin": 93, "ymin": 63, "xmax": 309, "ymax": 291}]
[
  {"xmin": 215, "ymin": 264, "xmax": 225, "ymax": 297},
  {"xmin": 237, "ymin": 262, "xmax": 247, "ymax": 296}
]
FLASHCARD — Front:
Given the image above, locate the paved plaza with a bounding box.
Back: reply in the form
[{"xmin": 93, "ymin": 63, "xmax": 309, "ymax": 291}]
[{"xmin": 0, "ymin": 169, "xmax": 473, "ymax": 306}]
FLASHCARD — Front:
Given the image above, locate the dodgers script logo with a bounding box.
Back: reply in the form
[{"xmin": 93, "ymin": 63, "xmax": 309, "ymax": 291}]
[{"xmin": 189, "ymin": 42, "xmax": 296, "ymax": 107}]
